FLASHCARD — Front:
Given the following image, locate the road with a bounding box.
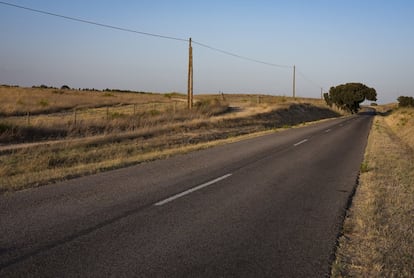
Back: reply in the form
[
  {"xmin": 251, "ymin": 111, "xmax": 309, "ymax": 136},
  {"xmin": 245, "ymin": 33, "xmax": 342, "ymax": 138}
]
[{"xmin": 0, "ymin": 112, "xmax": 374, "ymax": 277}]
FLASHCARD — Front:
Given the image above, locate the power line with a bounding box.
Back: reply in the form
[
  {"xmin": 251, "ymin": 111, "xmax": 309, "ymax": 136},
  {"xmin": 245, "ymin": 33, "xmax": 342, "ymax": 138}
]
[
  {"xmin": 1, "ymin": 1, "xmax": 325, "ymax": 95},
  {"xmin": 0, "ymin": 1, "xmax": 188, "ymax": 42},
  {"xmin": 296, "ymin": 68, "xmax": 324, "ymax": 90},
  {"xmin": 0, "ymin": 1, "xmax": 292, "ymax": 70},
  {"xmin": 192, "ymin": 40, "xmax": 292, "ymax": 69}
]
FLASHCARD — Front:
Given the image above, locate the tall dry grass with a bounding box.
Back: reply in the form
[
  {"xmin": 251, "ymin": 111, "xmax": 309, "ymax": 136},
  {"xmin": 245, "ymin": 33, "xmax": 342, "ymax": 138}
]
[
  {"xmin": 0, "ymin": 87, "xmax": 327, "ymax": 144},
  {"xmin": 0, "ymin": 86, "xmax": 192, "ymax": 143},
  {"xmin": 0, "ymin": 85, "xmax": 177, "ymax": 116},
  {"xmin": 385, "ymin": 107, "xmax": 414, "ymax": 148},
  {"xmin": 332, "ymin": 107, "xmax": 414, "ymax": 277},
  {"xmin": 0, "ymin": 86, "xmax": 339, "ymax": 193}
]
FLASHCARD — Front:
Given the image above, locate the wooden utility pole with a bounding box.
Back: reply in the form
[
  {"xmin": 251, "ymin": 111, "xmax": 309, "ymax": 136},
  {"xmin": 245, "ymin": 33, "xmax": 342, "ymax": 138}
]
[
  {"xmin": 292, "ymin": 65, "xmax": 296, "ymax": 99},
  {"xmin": 187, "ymin": 38, "xmax": 193, "ymax": 109}
]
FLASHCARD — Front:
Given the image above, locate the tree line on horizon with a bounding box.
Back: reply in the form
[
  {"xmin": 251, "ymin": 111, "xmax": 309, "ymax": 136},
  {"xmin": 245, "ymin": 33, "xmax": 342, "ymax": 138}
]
[{"xmin": 27, "ymin": 84, "xmax": 153, "ymax": 94}]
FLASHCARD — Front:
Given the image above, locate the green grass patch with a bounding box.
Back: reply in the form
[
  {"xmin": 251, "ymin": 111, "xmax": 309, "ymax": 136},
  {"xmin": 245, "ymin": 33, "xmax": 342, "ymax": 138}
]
[
  {"xmin": 360, "ymin": 161, "xmax": 369, "ymax": 173},
  {"xmin": 38, "ymin": 99, "xmax": 49, "ymax": 107}
]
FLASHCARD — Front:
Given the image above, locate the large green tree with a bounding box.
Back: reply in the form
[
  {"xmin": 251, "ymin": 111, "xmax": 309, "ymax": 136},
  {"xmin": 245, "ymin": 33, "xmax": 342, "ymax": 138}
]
[{"xmin": 324, "ymin": 82, "xmax": 377, "ymax": 113}]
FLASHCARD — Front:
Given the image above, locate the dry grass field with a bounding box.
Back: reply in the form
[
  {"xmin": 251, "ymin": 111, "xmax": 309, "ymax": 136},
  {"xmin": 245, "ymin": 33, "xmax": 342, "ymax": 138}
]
[
  {"xmin": 332, "ymin": 105, "xmax": 414, "ymax": 277},
  {"xmin": 3, "ymin": 85, "xmax": 413, "ymax": 276},
  {"xmin": 0, "ymin": 85, "xmax": 173, "ymax": 116},
  {"xmin": 0, "ymin": 85, "xmax": 339, "ymax": 193}
]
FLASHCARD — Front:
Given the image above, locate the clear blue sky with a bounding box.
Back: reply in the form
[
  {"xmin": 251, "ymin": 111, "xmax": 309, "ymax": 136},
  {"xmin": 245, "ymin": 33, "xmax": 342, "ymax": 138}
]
[{"xmin": 1, "ymin": 0, "xmax": 413, "ymax": 103}]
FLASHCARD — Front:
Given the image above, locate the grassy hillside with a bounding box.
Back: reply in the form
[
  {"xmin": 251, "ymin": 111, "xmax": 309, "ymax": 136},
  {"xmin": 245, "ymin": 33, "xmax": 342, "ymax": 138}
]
[
  {"xmin": 0, "ymin": 85, "xmax": 169, "ymax": 116},
  {"xmin": 0, "ymin": 85, "xmax": 339, "ymax": 193},
  {"xmin": 332, "ymin": 106, "xmax": 414, "ymax": 277}
]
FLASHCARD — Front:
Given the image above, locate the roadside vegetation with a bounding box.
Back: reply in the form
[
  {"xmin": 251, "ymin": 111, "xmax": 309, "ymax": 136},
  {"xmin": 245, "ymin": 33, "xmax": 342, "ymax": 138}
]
[
  {"xmin": 332, "ymin": 105, "xmax": 414, "ymax": 277},
  {"xmin": 0, "ymin": 85, "xmax": 339, "ymax": 193}
]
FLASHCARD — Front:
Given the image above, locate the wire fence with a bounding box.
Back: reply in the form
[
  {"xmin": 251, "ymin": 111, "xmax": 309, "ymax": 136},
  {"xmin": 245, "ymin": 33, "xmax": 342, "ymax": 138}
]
[{"xmin": 5, "ymin": 101, "xmax": 188, "ymax": 128}]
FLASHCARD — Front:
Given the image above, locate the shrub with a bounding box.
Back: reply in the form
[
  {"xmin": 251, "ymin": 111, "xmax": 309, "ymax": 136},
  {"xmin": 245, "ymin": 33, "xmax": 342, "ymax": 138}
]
[
  {"xmin": 195, "ymin": 98, "xmax": 229, "ymax": 116},
  {"xmin": 39, "ymin": 99, "xmax": 49, "ymax": 107},
  {"xmin": 0, "ymin": 123, "xmax": 12, "ymax": 133},
  {"xmin": 360, "ymin": 162, "xmax": 369, "ymax": 173},
  {"xmin": 397, "ymin": 96, "xmax": 414, "ymax": 107}
]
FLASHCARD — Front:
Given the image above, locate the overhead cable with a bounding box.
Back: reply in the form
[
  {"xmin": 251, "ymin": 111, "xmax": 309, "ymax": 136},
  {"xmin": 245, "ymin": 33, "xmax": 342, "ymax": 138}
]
[
  {"xmin": 0, "ymin": 1, "xmax": 292, "ymax": 70},
  {"xmin": 1, "ymin": 1, "xmax": 326, "ymax": 87},
  {"xmin": 0, "ymin": 1, "xmax": 188, "ymax": 42},
  {"xmin": 192, "ymin": 40, "xmax": 292, "ymax": 69},
  {"xmin": 296, "ymin": 68, "xmax": 324, "ymax": 90}
]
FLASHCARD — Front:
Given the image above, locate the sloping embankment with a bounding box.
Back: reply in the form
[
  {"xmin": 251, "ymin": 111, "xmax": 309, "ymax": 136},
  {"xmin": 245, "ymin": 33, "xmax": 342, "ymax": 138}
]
[{"xmin": 1, "ymin": 103, "xmax": 340, "ymax": 193}]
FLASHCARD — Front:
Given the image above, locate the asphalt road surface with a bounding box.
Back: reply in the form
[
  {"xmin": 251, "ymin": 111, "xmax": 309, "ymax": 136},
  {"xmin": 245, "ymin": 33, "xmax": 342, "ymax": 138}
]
[{"xmin": 0, "ymin": 112, "xmax": 374, "ymax": 277}]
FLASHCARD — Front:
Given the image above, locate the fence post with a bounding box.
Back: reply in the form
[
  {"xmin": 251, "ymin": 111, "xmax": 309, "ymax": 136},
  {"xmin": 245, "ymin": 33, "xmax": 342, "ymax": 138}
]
[
  {"xmin": 74, "ymin": 108, "xmax": 77, "ymax": 126},
  {"xmin": 27, "ymin": 111, "xmax": 30, "ymax": 125}
]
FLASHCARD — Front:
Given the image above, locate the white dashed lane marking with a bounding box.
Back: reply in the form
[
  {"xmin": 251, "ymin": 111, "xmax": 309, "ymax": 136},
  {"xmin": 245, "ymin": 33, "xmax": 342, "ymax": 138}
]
[
  {"xmin": 293, "ymin": 139, "xmax": 308, "ymax": 147},
  {"xmin": 154, "ymin": 174, "xmax": 233, "ymax": 206}
]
